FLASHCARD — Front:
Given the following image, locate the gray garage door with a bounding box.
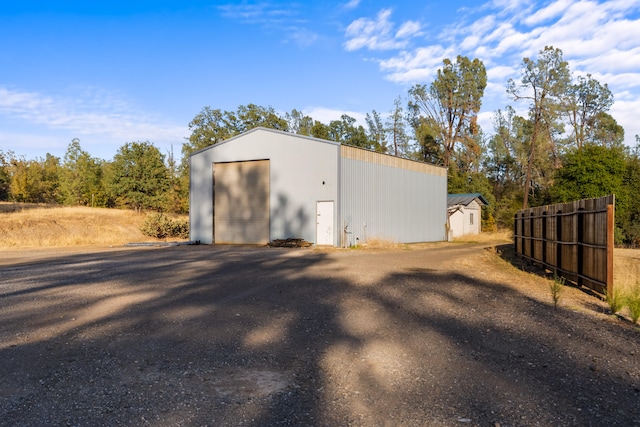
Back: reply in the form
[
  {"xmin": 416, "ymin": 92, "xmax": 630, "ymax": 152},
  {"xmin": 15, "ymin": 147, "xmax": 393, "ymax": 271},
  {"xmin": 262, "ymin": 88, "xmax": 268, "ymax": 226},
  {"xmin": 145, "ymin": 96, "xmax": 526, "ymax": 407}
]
[{"xmin": 214, "ymin": 160, "xmax": 270, "ymax": 244}]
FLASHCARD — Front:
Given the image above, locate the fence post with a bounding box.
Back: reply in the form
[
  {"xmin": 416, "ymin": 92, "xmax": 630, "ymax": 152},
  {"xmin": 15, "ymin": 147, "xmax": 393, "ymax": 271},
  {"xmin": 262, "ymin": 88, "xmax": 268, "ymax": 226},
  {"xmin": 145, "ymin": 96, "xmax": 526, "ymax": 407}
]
[
  {"xmin": 577, "ymin": 207, "xmax": 585, "ymax": 287},
  {"xmin": 528, "ymin": 210, "xmax": 534, "ymax": 259},
  {"xmin": 542, "ymin": 209, "xmax": 547, "ymax": 266},
  {"xmin": 556, "ymin": 210, "xmax": 562, "ymax": 273},
  {"xmin": 514, "ymin": 211, "xmax": 518, "ymax": 254},
  {"xmin": 606, "ymin": 202, "xmax": 615, "ymax": 297}
]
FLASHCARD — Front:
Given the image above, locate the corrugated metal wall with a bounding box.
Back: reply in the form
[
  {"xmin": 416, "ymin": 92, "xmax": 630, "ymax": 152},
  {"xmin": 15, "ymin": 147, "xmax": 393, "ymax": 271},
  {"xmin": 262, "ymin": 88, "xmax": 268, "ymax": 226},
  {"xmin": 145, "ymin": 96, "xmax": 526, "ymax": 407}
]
[{"xmin": 340, "ymin": 146, "xmax": 447, "ymax": 245}]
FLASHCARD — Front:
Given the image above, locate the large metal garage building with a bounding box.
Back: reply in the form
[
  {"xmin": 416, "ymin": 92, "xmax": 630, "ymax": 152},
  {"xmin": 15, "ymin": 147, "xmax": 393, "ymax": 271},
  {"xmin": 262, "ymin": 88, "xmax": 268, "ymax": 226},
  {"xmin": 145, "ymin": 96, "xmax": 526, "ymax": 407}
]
[{"xmin": 189, "ymin": 127, "xmax": 447, "ymax": 247}]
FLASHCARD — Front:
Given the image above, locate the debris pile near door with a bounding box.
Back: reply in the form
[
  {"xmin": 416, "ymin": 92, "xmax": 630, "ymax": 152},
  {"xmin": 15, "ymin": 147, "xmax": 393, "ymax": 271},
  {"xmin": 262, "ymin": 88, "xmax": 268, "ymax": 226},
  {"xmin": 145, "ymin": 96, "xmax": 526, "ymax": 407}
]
[{"xmin": 268, "ymin": 238, "xmax": 312, "ymax": 248}]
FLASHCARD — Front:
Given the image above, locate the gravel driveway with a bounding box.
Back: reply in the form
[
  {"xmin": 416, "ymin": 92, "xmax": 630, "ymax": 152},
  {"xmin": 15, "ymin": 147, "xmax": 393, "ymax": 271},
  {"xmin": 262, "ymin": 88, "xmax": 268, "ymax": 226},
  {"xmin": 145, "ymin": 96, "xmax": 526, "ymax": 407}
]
[{"xmin": 1, "ymin": 243, "xmax": 639, "ymax": 426}]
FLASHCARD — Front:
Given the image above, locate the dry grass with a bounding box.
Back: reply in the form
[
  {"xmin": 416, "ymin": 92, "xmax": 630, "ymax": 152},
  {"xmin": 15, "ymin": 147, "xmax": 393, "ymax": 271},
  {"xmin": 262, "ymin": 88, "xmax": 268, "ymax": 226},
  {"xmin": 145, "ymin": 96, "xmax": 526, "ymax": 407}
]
[
  {"xmin": 360, "ymin": 238, "xmax": 402, "ymax": 249},
  {"xmin": 451, "ymin": 229, "xmax": 513, "ymax": 244},
  {"xmin": 614, "ymin": 248, "xmax": 640, "ymax": 322},
  {"xmin": 0, "ymin": 202, "xmax": 180, "ymax": 248},
  {"xmin": 614, "ymin": 248, "xmax": 640, "ymax": 295}
]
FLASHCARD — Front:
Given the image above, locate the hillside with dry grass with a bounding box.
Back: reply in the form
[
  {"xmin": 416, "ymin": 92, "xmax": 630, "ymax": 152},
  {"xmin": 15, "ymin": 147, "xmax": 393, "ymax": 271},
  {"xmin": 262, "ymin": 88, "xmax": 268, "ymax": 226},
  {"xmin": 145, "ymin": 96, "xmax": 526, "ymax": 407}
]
[{"xmin": 0, "ymin": 202, "xmax": 183, "ymax": 248}]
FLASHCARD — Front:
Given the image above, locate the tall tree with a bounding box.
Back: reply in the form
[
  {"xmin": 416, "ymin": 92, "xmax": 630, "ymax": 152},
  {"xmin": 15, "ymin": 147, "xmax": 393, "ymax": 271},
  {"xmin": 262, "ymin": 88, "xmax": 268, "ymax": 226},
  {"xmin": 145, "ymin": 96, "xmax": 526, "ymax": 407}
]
[
  {"xmin": 550, "ymin": 144, "xmax": 629, "ymax": 242},
  {"xmin": 184, "ymin": 104, "xmax": 289, "ymax": 164},
  {"xmin": 184, "ymin": 107, "xmax": 238, "ymax": 159},
  {"xmin": 365, "ymin": 110, "xmax": 387, "ymax": 153},
  {"xmin": 165, "ymin": 145, "xmax": 188, "ymax": 214},
  {"xmin": 311, "ymin": 120, "xmax": 331, "ymax": 140},
  {"xmin": 507, "ymin": 46, "xmax": 571, "ymax": 208},
  {"xmin": 622, "ymin": 144, "xmax": 640, "ymax": 245},
  {"xmin": 0, "ymin": 150, "xmax": 12, "ymax": 201},
  {"xmin": 285, "ymin": 109, "xmax": 314, "ymax": 136},
  {"xmin": 410, "ymin": 116, "xmax": 442, "ymax": 164},
  {"xmin": 586, "ymin": 112, "xmax": 625, "ymax": 148},
  {"xmin": 550, "ymin": 144, "xmax": 626, "ymax": 202},
  {"xmin": 40, "ymin": 154, "xmax": 61, "ymax": 204},
  {"xmin": 109, "ymin": 141, "xmax": 169, "ymax": 212},
  {"xmin": 485, "ymin": 107, "xmax": 532, "ymax": 199},
  {"xmin": 60, "ymin": 138, "xmax": 104, "ymax": 206},
  {"xmin": 386, "ymin": 95, "xmax": 409, "ymax": 157},
  {"xmin": 328, "ymin": 114, "xmax": 371, "ymax": 149},
  {"xmin": 408, "ymin": 55, "xmax": 487, "ymax": 168},
  {"xmin": 235, "ymin": 103, "xmax": 289, "ymax": 133},
  {"xmin": 565, "ymin": 74, "xmax": 613, "ymax": 149},
  {"xmin": 7, "ymin": 155, "xmax": 60, "ymax": 203}
]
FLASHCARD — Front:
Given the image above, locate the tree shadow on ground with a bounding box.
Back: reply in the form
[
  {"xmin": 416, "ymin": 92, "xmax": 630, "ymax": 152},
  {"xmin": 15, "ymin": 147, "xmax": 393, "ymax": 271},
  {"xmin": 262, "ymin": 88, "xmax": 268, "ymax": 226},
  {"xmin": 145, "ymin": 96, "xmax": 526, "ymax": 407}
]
[{"xmin": 1, "ymin": 245, "xmax": 639, "ymax": 426}]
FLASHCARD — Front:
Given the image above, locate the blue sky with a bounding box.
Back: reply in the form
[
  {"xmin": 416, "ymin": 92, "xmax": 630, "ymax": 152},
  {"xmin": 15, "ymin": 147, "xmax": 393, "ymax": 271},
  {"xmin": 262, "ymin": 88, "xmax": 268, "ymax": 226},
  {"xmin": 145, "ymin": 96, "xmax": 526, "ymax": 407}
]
[{"xmin": 1, "ymin": 0, "xmax": 639, "ymax": 161}]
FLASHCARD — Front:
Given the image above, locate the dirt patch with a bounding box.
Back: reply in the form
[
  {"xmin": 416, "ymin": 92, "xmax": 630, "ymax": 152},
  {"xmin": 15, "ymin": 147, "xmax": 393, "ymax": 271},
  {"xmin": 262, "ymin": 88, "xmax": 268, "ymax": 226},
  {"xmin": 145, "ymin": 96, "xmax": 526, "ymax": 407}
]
[{"xmin": 0, "ymin": 243, "xmax": 638, "ymax": 426}]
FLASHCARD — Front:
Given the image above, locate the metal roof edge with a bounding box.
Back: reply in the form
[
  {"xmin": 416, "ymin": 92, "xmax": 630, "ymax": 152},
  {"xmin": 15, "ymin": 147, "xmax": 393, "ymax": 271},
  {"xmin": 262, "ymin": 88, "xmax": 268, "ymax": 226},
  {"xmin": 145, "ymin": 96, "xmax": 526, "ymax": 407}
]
[
  {"xmin": 447, "ymin": 193, "xmax": 489, "ymax": 206},
  {"xmin": 189, "ymin": 126, "xmax": 341, "ymax": 158}
]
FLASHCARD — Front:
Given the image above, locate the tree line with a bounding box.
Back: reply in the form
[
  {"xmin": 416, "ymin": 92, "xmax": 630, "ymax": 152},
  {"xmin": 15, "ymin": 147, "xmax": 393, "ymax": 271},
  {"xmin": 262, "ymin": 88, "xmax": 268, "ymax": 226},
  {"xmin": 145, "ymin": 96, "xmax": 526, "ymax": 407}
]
[
  {"xmin": 1, "ymin": 46, "xmax": 639, "ymax": 245},
  {"xmin": 0, "ymin": 138, "xmax": 185, "ymax": 214}
]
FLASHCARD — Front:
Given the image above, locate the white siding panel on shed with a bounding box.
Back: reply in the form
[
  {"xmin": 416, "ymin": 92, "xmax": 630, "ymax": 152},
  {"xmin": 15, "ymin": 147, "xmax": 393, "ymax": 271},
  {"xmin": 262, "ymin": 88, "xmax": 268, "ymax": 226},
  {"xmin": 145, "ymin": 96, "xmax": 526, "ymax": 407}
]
[{"xmin": 214, "ymin": 160, "xmax": 270, "ymax": 244}]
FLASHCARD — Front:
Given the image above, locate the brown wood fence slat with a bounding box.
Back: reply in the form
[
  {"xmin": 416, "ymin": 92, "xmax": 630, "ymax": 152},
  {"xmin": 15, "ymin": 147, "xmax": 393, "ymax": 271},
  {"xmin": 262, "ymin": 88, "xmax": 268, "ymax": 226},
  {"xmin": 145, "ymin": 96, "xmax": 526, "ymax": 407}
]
[{"xmin": 513, "ymin": 195, "xmax": 615, "ymax": 296}]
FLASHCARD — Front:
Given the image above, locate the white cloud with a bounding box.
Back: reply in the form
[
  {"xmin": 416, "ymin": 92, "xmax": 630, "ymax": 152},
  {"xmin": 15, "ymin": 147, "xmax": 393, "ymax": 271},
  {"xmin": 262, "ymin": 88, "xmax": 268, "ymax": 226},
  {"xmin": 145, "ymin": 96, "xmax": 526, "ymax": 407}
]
[
  {"xmin": 597, "ymin": 73, "xmax": 640, "ymax": 92},
  {"xmin": 379, "ymin": 45, "xmax": 455, "ymax": 83},
  {"xmin": 344, "ymin": 9, "xmax": 423, "ymax": 51},
  {"xmin": 490, "ymin": 0, "xmax": 534, "ymax": 13},
  {"xmin": 217, "ymin": 3, "xmax": 296, "ymax": 23},
  {"xmin": 610, "ymin": 98, "xmax": 640, "ymax": 142},
  {"xmin": 302, "ymin": 106, "xmax": 366, "ymax": 124},
  {"xmin": 476, "ymin": 111, "xmax": 496, "ymax": 137},
  {"xmin": 524, "ymin": 0, "xmax": 573, "ymax": 25},
  {"xmin": 342, "ymin": 0, "xmax": 640, "ymax": 146},
  {"xmin": 342, "ymin": 0, "xmax": 361, "ymax": 10},
  {"xmin": 0, "ymin": 86, "xmax": 187, "ymax": 158},
  {"xmin": 286, "ymin": 27, "xmax": 319, "ymax": 47},
  {"xmin": 0, "ymin": 131, "xmax": 69, "ymax": 157},
  {"xmin": 396, "ymin": 20, "xmax": 423, "ymax": 39},
  {"xmin": 487, "ymin": 65, "xmax": 519, "ymax": 81},
  {"xmin": 218, "ymin": 2, "xmax": 318, "ymax": 48}
]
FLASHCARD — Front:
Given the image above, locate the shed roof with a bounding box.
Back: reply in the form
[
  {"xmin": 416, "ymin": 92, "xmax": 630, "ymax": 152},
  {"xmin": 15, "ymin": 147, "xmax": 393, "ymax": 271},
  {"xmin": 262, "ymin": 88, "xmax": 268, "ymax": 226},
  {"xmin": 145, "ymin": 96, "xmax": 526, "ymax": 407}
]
[{"xmin": 447, "ymin": 193, "xmax": 489, "ymax": 207}]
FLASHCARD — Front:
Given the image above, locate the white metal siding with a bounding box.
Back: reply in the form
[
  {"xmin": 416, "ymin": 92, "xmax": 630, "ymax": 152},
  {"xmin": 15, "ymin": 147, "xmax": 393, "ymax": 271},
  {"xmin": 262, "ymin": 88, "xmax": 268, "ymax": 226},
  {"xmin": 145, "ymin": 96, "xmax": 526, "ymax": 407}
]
[
  {"xmin": 340, "ymin": 148, "xmax": 447, "ymax": 245},
  {"xmin": 449, "ymin": 201, "xmax": 482, "ymax": 238}
]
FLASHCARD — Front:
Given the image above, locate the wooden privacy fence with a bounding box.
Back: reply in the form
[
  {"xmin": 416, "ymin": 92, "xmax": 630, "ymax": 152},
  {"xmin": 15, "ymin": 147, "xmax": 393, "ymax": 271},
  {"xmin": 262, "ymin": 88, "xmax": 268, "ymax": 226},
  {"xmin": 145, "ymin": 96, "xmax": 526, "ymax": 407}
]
[{"xmin": 514, "ymin": 195, "xmax": 615, "ymax": 296}]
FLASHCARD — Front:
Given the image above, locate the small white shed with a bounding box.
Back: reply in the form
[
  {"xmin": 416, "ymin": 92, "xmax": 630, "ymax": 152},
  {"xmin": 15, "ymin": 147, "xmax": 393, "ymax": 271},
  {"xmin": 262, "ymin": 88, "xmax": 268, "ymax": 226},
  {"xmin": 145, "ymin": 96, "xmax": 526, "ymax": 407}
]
[{"xmin": 447, "ymin": 193, "xmax": 489, "ymax": 240}]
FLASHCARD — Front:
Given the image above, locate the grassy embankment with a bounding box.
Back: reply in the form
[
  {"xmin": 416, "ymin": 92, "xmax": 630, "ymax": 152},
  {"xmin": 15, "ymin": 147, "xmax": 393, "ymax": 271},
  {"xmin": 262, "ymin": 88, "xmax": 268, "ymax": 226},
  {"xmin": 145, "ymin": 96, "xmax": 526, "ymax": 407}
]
[
  {"xmin": 0, "ymin": 202, "xmax": 186, "ymax": 248},
  {"xmin": 452, "ymin": 228, "xmax": 639, "ymax": 314}
]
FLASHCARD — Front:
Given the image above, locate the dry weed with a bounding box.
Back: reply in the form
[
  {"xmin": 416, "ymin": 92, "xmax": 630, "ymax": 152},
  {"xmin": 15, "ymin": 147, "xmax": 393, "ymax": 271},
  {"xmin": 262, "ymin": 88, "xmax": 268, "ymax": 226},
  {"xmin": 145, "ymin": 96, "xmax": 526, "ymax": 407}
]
[
  {"xmin": 361, "ymin": 238, "xmax": 401, "ymax": 249},
  {"xmin": 451, "ymin": 229, "xmax": 513, "ymax": 244},
  {"xmin": 0, "ymin": 204, "xmax": 186, "ymax": 247},
  {"xmin": 614, "ymin": 248, "xmax": 640, "ymax": 295}
]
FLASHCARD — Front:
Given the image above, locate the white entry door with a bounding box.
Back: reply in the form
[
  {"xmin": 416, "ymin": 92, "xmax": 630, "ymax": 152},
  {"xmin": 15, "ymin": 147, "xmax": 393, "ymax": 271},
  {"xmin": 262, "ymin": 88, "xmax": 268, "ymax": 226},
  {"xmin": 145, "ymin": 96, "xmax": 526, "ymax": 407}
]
[{"xmin": 316, "ymin": 201, "xmax": 334, "ymax": 246}]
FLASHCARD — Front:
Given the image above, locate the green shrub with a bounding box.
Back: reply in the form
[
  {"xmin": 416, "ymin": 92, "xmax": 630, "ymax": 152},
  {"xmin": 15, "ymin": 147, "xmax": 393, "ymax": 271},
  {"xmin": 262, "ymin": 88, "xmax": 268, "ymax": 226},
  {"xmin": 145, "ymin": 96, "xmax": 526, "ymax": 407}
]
[
  {"xmin": 140, "ymin": 213, "xmax": 189, "ymax": 239},
  {"xmin": 606, "ymin": 288, "xmax": 624, "ymax": 314},
  {"xmin": 549, "ymin": 272, "xmax": 565, "ymax": 309}
]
